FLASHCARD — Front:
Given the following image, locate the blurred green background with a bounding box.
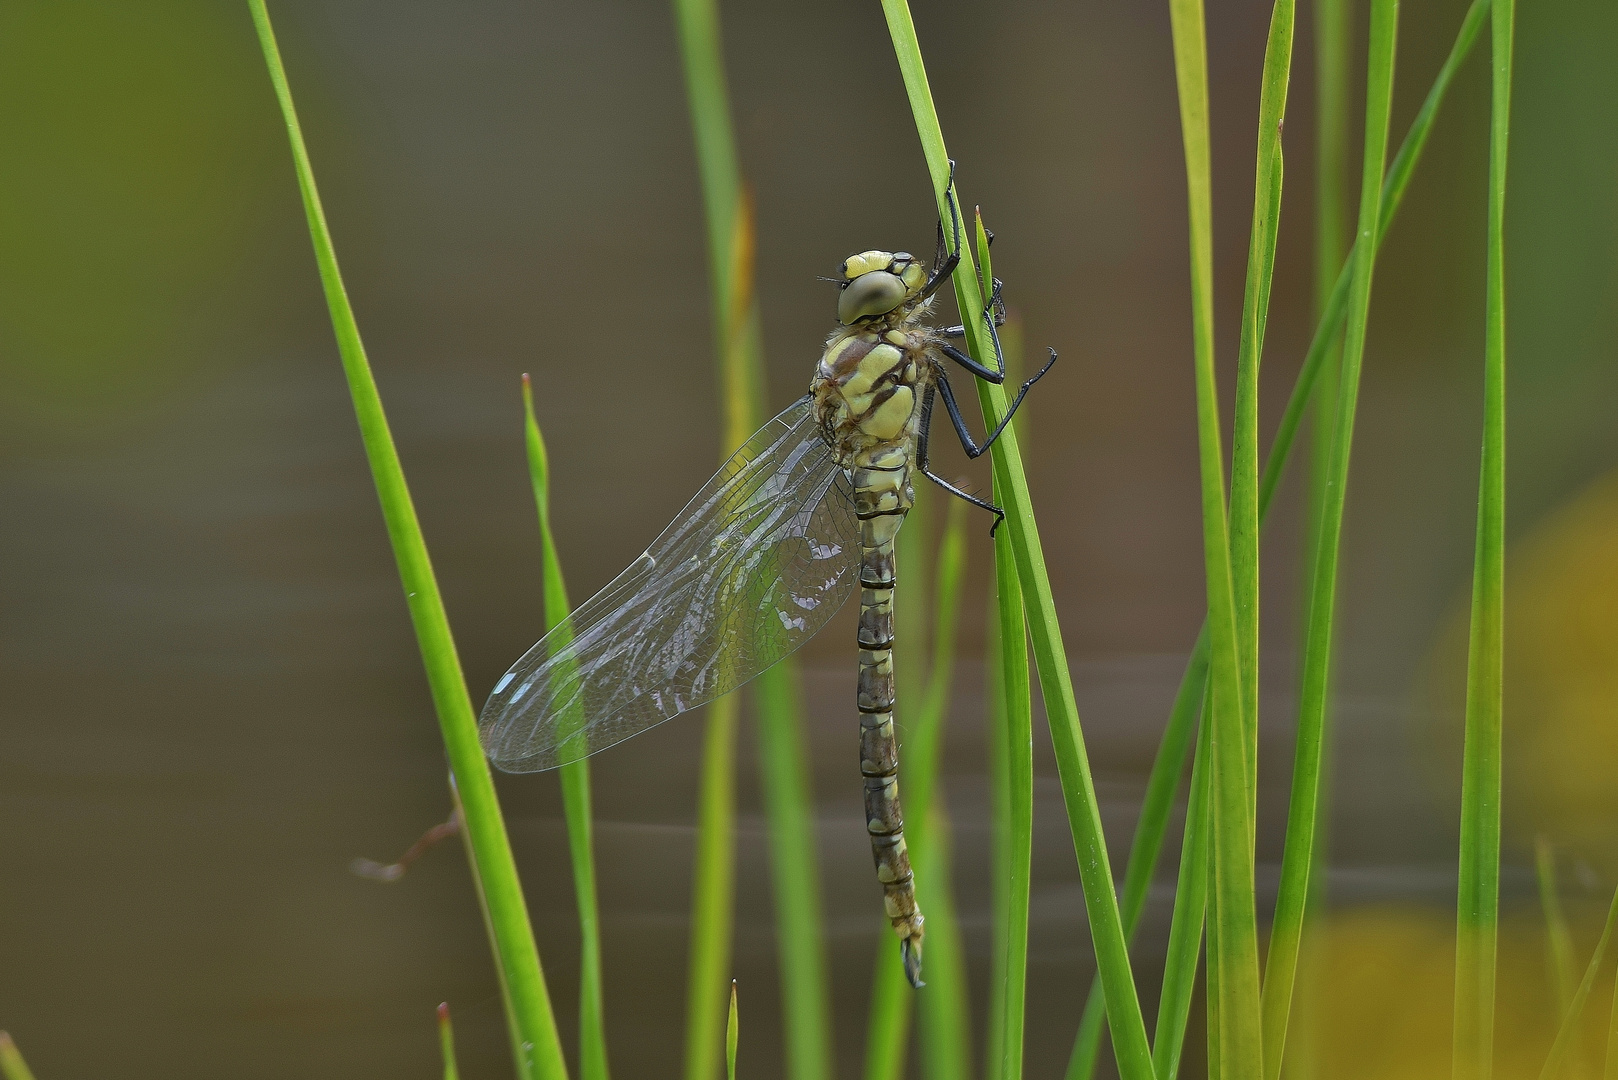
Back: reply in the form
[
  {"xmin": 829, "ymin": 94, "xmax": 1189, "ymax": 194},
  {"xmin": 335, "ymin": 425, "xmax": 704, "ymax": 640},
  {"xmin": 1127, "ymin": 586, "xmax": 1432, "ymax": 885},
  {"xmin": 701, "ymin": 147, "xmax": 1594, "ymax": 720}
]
[{"xmin": 1, "ymin": 1, "xmax": 1614, "ymax": 1077}]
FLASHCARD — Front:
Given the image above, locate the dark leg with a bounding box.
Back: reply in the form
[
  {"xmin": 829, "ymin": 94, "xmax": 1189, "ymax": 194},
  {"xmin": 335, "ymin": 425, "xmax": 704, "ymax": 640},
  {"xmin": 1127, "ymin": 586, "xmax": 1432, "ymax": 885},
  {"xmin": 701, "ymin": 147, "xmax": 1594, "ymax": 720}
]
[
  {"xmin": 939, "ymin": 342, "xmax": 1005, "ymax": 384},
  {"xmin": 941, "ymin": 277, "xmax": 1006, "ymax": 337},
  {"xmin": 917, "ymin": 384, "xmax": 1005, "ymax": 534},
  {"xmin": 932, "ymin": 349, "xmax": 1059, "ymax": 459}
]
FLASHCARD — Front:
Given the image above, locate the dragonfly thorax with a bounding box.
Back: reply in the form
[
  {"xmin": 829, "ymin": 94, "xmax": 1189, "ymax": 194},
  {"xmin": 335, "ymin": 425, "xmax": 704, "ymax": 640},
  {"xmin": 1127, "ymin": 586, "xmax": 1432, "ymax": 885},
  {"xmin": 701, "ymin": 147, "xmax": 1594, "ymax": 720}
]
[{"xmin": 812, "ymin": 326, "xmax": 929, "ymax": 472}]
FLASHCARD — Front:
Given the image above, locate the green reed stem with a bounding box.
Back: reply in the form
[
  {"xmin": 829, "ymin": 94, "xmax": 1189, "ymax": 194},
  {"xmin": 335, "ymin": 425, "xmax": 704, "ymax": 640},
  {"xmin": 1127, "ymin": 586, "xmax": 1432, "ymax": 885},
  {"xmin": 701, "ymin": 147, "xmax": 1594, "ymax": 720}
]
[
  {"xmin": 1540, "ymin": 885, "xmax": 1618, "ymax": 1080},
  {"xmin": 1162, "ymin": 0, "xmax": 1264, "ymax": 1068},
  {"xmin": 686, "ymin": 696, "xmax": 738, "ymax": 1080},
  {"xmin": 248, "ymin": 7, "xmax": 565, "ymax": 1078},
  {"xmin": 673, "ymin": 3, "xmax": 833, "ymax": 1077},
  {"xmin": 879, "ymin": 6, "xmax": 1156, "ymax": 1078},
  {"xmin": 1154, "ymin": 706, "xmax": 1212, "ymax": 1080},
  {"xmin": 753, "ymin": 663, "xmax": 834, "ymax": 1080},
  {"xmin": 864, "ymin": 940, "xmax": 912, "ymax": 1080},
  {"xmin": 1264, "ymin": 0, "xmax": 1400, "ymax": 1071},
  {"xmin": 1453, "ymin": 0, "xmax": 1513, "ymax": 1072},
  {"xmin": 0, "ymin": 1033, "xmax": 37, "ymax": 1080},
  {"xmin": 524, "ymin": 377, "xmax": 611, "ymax": 1080},
  {"xmin": 438, "ymin": 1003, "xmax": 462, "ymax": 1080},
  {"xmin": 985, "ymin": 319, "xmax": 1033, "ymax": 1080},
  {"xmin": 1065, "ymin": 4, "xmax": 1488, "ymax": 1071}
]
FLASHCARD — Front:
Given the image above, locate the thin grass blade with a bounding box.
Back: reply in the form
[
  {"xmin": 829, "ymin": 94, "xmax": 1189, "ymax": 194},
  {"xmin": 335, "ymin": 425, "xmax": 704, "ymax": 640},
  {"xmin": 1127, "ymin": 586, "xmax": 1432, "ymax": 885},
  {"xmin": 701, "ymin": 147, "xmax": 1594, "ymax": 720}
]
[
  {"xmin": 1230, "ymin": 0, "xmax": 1296, "ymax": 821},
  {"xmin": 0, "ymin": 1033, "xmax": 38, "ymax": 1080},
  {"xmin": 523, "ymin": 377, "xmax": 611, "ymax": 1080},
  {"xmin": 907, "ymin": 499, "xmax": 972, "ymax": 1080},
  {"xmin": 1537, "ymin": 839, "xmax": 1580, "ymax": 1018},
  {"xmin": 672, "ymin": 2, "xmax": 833, "ymax": 1076},
  {"xmin": 878, "ymin": 5, "xmax": 1155, "ymax": 1076},
  {"xmin": 1262, "ymin": 0, "xmax": 1401, "ymax": 1069},
  {"xmin": 728, "ymin": 982, "xmax": 740, "ymax": 1080},
  {"xmin": 1607, "ymin": 965, "xmax": 1618, "ymax": 1080},
  {"xmin": 985, "ymin": 319, "xmax": 1034, "ymax": 1080},
  {"xmin": 686, "ymin": 696, "xmax": 739, "ymax": 1080},
  {"xmin": 1540, "ymin": 885, "xmax": 1618, "ymax": 1080},
  {"xmin": 247, "ymin": 6, "xmax": 565, "ymax": 1077},
  {"xmin": 439, "ymin": 1003, "xmax": 461, "ymax": 1080},
  {"xmin": 1453, "ymin": 0, "xmax": 1513, "ymax": 1074},
  {"xmin": 1154, "ymin": 706, "xmax": 1212, "ymax": 1080},
  {"xmin": 1066, "ymin": 629, "xmax": 1208, "ymax": 1080},
  {"xmin": 1161, "ymin": 0, "xmax": 1264, "ymax": 1067}
]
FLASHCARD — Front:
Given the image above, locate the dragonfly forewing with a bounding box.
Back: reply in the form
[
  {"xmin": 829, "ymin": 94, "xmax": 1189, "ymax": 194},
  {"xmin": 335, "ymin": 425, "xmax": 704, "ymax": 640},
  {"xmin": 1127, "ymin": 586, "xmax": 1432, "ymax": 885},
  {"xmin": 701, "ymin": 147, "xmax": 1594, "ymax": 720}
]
[{"xmin": 480, "ymin": 395, "xmax": 860, "ymax": 772}]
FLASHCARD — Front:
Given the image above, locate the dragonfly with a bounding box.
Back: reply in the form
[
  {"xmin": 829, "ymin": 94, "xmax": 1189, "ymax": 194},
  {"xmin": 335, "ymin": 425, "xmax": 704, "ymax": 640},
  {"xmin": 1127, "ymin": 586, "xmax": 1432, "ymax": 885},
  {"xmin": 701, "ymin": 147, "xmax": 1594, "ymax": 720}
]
[{"xmin": 480, "ymin": 179, "xmax": 1056, "ymax": 987}]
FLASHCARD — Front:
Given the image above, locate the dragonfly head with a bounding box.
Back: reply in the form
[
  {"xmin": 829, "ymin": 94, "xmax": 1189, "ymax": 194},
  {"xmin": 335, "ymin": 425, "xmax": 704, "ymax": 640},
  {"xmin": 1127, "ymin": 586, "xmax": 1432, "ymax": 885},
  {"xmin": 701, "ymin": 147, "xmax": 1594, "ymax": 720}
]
[{"xmin": 836, "ymin": 250, "xmax": 927, "ymax": 325}]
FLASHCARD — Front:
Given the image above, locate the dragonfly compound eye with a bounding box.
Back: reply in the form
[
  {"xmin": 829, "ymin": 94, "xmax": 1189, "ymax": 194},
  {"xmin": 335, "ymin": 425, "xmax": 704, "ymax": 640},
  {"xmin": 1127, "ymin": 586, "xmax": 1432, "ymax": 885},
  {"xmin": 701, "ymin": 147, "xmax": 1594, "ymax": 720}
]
[{"xmin": 838, "ymin": 270, "xmax": 910, "ymax": 324}]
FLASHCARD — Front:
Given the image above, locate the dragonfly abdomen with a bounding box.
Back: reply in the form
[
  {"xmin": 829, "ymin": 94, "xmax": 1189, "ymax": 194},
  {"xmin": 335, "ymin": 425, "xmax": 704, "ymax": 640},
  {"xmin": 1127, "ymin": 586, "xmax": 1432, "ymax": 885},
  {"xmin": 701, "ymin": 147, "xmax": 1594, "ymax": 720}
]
[{"xmin": 852, "ymin": 455, "xmax": 924, "ymax": 987}]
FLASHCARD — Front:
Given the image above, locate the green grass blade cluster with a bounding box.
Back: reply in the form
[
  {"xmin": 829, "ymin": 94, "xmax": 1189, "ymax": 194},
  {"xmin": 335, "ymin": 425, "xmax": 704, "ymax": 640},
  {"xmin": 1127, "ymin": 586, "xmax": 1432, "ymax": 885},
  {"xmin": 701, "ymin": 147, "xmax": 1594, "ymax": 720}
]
[
  {"xmin": 247, "ymin": 6, "xmax": 566, "ymax": 1078},
  {"xmin": 523, "ymin": 377, "xmax": 611, "ymax": 1080},
  {"xmin": 1163, "ymin": 0, "xmax": 1264, "ymax": 1069},
  {"xmin": 1257, "ymin": 0, "xmax": 1488, "ymax": 520},
  {"xmin": 1062, "ymin": 3, "xmax": 1485, "ymax": 1071},
  {"xmin": 438, "ymin": 1003, "xmax": 461, "ymax": 1080},
  {"xmin": 1453, "ymin": 0, "xmax": 1513, "ymax": 1073},
  {"xmin": 879, "ymin": 5, "xmax": 1156, "ymax": 1078},
  {"xmin": 673, "ymin": 3, "xmax": 832, "ymax": 1078},
  {"xmin": 0, "ymin": 1033, "xmax": 38, "ymax": 1080}
]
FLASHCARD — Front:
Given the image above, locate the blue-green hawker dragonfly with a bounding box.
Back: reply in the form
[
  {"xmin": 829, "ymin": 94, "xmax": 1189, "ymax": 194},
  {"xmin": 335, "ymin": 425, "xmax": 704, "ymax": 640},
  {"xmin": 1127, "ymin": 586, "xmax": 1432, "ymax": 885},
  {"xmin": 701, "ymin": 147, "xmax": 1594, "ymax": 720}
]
[{"xmin": 481, "ymin": 186, "xmax": 1054, "ymax": 986}]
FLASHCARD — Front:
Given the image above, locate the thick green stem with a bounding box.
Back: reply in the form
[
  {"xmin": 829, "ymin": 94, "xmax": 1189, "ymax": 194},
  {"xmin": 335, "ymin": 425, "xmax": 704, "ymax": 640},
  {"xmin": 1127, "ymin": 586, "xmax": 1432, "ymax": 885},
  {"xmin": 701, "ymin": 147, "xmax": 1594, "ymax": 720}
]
[{"xmin": 879, "ymin": 4, "xmax": 1156, "ymax": 1077}]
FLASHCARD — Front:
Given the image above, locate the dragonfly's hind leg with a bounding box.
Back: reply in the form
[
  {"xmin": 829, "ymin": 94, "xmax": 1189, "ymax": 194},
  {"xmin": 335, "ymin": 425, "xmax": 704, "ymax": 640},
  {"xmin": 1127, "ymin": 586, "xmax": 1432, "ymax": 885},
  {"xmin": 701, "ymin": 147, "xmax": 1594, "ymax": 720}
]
[
  {"xmin": 917, "ymin": 383, "xmax": 1006, "ymax": 534},
  {"xmin": 932, "ymin": 348, "xmax": 1058, "ymax": 457}
]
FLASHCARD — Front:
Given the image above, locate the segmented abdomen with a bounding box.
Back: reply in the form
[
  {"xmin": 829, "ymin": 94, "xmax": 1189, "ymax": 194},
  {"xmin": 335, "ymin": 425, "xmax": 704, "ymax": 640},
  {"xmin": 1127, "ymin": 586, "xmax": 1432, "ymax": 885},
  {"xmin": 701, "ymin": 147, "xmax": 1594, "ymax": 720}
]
[{"xmin": 852, "ymin": 458, "xmax": 924, "ymax": 987}]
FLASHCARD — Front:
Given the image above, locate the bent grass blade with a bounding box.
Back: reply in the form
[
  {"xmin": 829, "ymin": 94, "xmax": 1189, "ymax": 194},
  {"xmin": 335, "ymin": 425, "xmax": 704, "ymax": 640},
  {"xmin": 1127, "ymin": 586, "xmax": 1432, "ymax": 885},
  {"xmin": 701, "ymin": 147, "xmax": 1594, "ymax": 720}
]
[
  {"xmin": 246, "ymin": 5, "xmax": 566, "ymax": 1077},
  {"xmin": 0, "ymin": 1033, "xmax": 38, "ymax": 1080},
  {"xmin": 524, "ymin": 377, "xmax": 611, "ymax": 1080}
]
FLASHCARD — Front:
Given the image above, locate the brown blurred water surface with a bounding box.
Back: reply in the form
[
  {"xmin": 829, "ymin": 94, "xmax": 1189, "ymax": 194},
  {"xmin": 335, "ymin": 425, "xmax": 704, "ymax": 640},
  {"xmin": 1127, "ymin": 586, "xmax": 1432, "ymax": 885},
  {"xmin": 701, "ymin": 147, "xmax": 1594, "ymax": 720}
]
[{"xmin": 2, "ymin": 1, "xmax": 1616, "ymax": 1077}]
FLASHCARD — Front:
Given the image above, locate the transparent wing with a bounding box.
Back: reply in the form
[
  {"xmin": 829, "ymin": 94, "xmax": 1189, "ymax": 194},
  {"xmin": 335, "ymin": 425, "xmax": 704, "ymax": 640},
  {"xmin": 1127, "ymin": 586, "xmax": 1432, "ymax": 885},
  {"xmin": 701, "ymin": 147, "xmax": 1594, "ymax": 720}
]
[{"xmin": 480, "ymin": 394, "xmax": 859, "ymax": 772}]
